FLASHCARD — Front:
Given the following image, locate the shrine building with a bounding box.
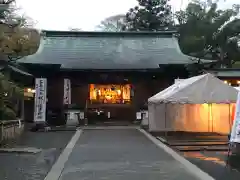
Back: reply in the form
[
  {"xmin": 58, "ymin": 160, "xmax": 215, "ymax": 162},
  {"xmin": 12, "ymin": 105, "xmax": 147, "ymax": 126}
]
[{"xmin": 18, "ymin": 30, "xmax": 192, "ymax": 125}]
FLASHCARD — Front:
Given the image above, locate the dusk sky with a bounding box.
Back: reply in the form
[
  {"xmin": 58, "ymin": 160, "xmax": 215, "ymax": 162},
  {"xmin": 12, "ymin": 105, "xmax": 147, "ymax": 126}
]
[{"xmin": 16, "ymin": 0, "xmax": 238, "ymax": 31}]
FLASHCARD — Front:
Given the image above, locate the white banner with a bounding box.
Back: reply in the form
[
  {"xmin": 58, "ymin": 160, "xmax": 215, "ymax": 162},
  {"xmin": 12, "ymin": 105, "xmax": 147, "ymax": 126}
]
[
  {"xmin": 34, "ymin": 78, "xmax": 47, "ymax": 122},
  {"xmin": 230, "ymin": 92, "xmax": 240, "ymax": 142},
  {"xmin": 63, "ymin": 79, "xmax": 71, "ymax": 104}
]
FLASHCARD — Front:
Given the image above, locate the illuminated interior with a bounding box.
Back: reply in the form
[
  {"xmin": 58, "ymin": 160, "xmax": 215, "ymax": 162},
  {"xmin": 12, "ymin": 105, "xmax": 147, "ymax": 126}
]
[
  {"xmin": 89, "ymin": 84, "xmax": 131, "ymax": 104},
  {"xmin": 223, "ymin": 79, "xmax": 240, "ymax": 86},
  {"xmin": 24, "ymin": 88, "xmax": 35, "ymax": 97},
  {"xmin": 151, "ymin": 103, "xmax": 234, "ymax": 134}
]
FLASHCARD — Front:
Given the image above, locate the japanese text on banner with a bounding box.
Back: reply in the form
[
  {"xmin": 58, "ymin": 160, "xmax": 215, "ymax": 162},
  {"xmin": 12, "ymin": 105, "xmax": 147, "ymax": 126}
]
[{"xmin": 34, "ymin": 78, "xmax": 47, "ymax": 122}]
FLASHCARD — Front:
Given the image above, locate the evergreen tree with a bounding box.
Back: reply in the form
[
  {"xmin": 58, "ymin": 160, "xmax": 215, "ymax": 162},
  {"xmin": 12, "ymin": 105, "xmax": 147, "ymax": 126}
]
[
  {"xmin": 124, "ymin": 0, "xmax": 174, "ymax": 31},
  {"xmin": 96, "ymin": 15, "xmax": 126, "ymax": 32},
  {"xmin": 176, "ymin": 0, "xmax": 240, "ymax": 69}
]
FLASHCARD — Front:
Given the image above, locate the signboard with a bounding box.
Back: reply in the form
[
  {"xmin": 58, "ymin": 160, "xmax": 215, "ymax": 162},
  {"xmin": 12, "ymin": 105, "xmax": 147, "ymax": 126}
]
[
  {"xmin": 230, "ymin": 92, "xmax": 240, "ymax": 142},
  {"xmin": 34, "ymin": 78, "xmax": 47, "ymax": 122},
  {"xmin": 69, "ymin": 112, "xmax": 75, "ymax": 120},
  {"xmin": 63, "ymin": 79, "xmax": 71, "ymax": 104},
  {"xmin": 136, "ymin": 112, "xmax": 142, "ymax": 120},
  {"xmin": 80, "ymin": 112, "xmax": 84, "ymax": 120}
]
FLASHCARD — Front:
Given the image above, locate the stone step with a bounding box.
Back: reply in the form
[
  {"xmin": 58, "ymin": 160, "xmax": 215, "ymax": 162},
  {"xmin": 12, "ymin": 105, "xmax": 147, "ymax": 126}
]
[{"xmin": 0, "ymin": 147, "xmax": 42, "ymax": 154}]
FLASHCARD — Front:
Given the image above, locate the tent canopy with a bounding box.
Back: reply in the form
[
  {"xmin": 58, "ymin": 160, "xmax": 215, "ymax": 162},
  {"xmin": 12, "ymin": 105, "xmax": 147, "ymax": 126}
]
[
  {"xmin": 234, "ymin": 87, "xmax": 240, "ymax": 91},
  {"xmin": 148, "ymin": 73, "xmax": 238, "ymax": 104}
]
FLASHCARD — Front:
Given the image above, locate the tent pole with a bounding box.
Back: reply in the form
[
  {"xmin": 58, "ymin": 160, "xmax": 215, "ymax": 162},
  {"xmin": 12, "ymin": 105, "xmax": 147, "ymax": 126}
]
[
  {"xmin": 165, "ymin": 103, "xmax": 167, "ymax": 138},
  {"xmin": 229, "ymin": 103, "xmax": 231, "ymax": 132},
  {"xmin": 208, "ymin": 104, "xmax": 210, "ymax": 132},
  {"xmin": 211, "ymin": 104, "xmax": 213, "ymax": 133}
]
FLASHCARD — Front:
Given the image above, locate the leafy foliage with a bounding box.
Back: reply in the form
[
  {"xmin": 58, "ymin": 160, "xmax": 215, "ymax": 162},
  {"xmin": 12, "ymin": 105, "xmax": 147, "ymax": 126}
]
[
  {"xmin": 0, "ymin": 1, "xmax": 33, "ymax": 120},
  {"xmin": 96, "ymin": 15, "xmax": 126, "ymax": 32},
  {"xmin": 0, "ymin": 73, "xmax": 23, "ymax": 120},
  {"xmin": 0, "ymin": 26, "xmax": 40, "ymax": 61},
  {"xmin": 0, "ymin": 0, "xmax": 40, "ymax": 62},
  {"xmin": 124, "ymin": 0, "xmax": 174, "ymax": 31},
  {"xmin": 176, "ymin": 0, "xmax": 240, "ymax": 68}
]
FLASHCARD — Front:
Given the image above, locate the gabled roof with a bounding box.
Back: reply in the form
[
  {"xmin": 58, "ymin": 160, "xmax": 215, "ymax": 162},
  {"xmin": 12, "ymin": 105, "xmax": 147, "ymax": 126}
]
[
  {"xmin": 148, "ymin": 73, "xmax": 238, "ymax": 104},
  {"xmin": 18, "ymin": 30, "xmax": 192, "ymax": 70}
]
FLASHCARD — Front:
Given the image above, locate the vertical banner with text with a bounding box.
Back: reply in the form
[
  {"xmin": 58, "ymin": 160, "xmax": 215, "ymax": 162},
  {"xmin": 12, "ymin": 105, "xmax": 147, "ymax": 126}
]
[
  {"xmin": 63, "ymin": 79, "xmax": 71, "ymax": 105},
  {"xmin": 230, "ymin": 91, "xmax": 240, "ymax": 143},
  {"xmin": 34, "ymin": 78, "xmax": 47, "ymax": 123}
]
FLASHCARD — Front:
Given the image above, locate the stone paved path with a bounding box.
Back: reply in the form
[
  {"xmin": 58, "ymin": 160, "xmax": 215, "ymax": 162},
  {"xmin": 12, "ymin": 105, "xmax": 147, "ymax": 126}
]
[
  {"xmin": 59, "ymin": 129, "xmax": 199, "ymax": 180},
  {"xmin": 0, "ymin": 131, "xmax": 74, "ymax": 180}
]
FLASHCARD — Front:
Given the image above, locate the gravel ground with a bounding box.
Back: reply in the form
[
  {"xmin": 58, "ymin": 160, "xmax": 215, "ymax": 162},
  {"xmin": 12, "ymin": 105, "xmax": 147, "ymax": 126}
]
[{"xmin": 0, "ymin": 131, "xmax": 74, "ymax": 180}]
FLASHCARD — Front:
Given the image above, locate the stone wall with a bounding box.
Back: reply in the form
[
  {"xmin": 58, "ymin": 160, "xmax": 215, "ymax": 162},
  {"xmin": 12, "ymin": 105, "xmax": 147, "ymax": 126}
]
[{"xmin": 0, "ymin": 120, "xmax": 24, "ymax": 145}]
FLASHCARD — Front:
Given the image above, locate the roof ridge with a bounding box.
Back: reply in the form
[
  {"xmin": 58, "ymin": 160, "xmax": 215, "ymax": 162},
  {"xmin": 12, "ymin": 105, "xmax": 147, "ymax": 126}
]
[{"xmin": 41, "ymin": 30, "xmax": 177, "ymax": 37}]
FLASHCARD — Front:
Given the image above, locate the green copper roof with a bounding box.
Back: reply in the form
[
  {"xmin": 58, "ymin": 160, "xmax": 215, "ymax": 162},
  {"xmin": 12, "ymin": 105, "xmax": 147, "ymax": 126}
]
[
  {"xmin": 209, "ymin": 69, "xmax": 240, "ymax": 77},
  {"xmin": 18, "ymin": 30, "xmax": 192, "ymax": 69}
]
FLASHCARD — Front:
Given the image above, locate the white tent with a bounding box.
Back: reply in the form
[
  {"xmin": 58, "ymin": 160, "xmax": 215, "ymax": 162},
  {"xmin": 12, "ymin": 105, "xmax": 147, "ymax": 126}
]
[
  {"xmin": 234, "ymin": 87, "xmax": 240, "ymax": 91},
  {"xmin": 148, "ymin": 73, "xmax": 238, "ymax": 134}
]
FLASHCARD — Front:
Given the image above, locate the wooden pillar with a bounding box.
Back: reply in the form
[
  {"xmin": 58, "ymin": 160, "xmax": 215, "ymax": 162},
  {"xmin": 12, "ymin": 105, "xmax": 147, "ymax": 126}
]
[
  {"xmin": 47, "ymin": 77, "xmax": 65, "ymax": 125},
  {"xmin": 21, "ymin": 98, "xmax": 24, "ymax": 120}
]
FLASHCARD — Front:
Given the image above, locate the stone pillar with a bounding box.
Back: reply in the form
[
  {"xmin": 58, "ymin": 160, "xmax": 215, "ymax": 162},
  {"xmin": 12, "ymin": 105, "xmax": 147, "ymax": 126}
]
[{"xmin": 21, "ymin": 98, "xmax": 24, "ymax": 120}]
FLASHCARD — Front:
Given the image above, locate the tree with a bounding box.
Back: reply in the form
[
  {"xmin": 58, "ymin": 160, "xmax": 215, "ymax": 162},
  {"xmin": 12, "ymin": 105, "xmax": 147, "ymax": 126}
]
[
  {"xmin": 68, "ymin": 27, "xmax": 82, "ymax": 31},
  {"xmin": 0, "ymin": 72, "xmax": 23, "ymax": 120},
  {"xmin": 176, "ymin": 0, "xmax": 240, "ymax": 70},
  {"xmin": 0, "ymin": 1, "xmax": 39, "ymax": 120},
  {"xmin": 0, "ymin": 26, "xmax": 40, "ymax": 61},
  {"xmin": 95, "ymin": 15, "xmax": 126, "ymax": 32},
  {"xmin": 0, "ymin": 0, "xmax": 40, "ymax": 62},
  {"xmin": 124, "ymin": 0, "xmax": 174, "ymax": 31}
]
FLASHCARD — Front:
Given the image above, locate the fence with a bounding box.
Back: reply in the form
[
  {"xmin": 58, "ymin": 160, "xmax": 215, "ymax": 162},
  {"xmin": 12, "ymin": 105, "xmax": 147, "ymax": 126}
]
[{"xmin": 0, "ymin": 119, "xmax": 24, "ymax": 145}]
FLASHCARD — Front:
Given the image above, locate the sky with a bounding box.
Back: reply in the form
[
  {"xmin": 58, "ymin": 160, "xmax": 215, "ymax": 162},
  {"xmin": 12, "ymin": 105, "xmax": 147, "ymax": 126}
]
[{"xmin": 16, "ymin": 0, "xmax": 238, "ymax": 31}]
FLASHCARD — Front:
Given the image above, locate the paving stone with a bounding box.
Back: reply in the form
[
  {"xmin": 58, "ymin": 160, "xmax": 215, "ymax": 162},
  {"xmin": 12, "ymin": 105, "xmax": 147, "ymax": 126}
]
[
  {"xmin": 0, "ymin": 131, "xmax": 74, "ymax": 180},
  {"xmin": 60, "ymin": 129, "xmax": 198, "ymax": 180}
]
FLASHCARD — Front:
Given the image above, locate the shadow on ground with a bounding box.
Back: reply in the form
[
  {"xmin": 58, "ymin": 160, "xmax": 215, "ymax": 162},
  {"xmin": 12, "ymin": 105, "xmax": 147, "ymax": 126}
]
[
  {"xmin": 152, "ymin": 131, "xmax": 240, "ymax": 180},
  {"xmin": 0, "ymin": 131, "xmax": 74, "ymax": 180},
  {"xmin": 183, "ymin": 151, "xmax": 240, "ymax": 180}
]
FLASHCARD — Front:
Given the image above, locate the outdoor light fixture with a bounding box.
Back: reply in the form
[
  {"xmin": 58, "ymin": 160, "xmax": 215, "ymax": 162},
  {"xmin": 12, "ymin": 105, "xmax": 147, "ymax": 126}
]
[{"xmin": 26, "ymin": 88, "xmax": 35, "ymax": 93}]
